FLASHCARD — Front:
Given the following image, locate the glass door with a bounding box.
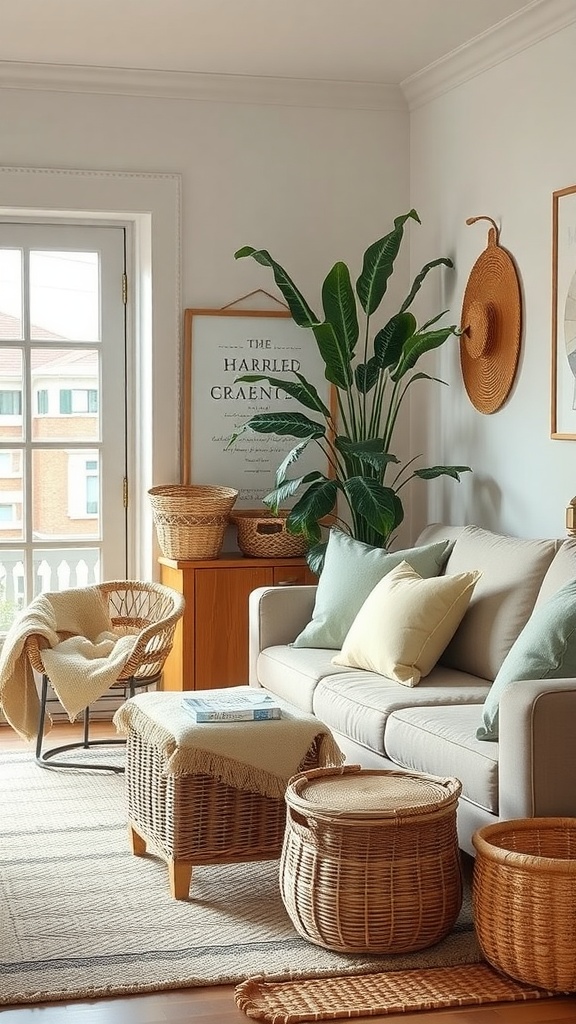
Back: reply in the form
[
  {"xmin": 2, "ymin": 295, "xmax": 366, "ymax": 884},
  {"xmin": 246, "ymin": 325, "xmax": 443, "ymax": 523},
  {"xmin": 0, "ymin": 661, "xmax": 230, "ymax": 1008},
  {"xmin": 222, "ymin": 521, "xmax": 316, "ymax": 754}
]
[{"xmin": 0, "ymin": 222, "xmax": 128, "ymax": 632}]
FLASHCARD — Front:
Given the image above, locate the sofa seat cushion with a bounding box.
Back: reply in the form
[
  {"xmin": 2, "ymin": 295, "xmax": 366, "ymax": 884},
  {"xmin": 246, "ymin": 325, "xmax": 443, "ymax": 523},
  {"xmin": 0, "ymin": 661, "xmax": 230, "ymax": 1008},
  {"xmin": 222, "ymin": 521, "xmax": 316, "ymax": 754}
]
[
  {"xmin": 312, "ymin": 667, "xmax": 491, "ymax": 759},
  {"xmin": 256, "ymin": 647, "xmax": 350, "ymax": 713},
  {"xmin": 385, "ymin": 705, "xmax": 499, "ymax": 814}
]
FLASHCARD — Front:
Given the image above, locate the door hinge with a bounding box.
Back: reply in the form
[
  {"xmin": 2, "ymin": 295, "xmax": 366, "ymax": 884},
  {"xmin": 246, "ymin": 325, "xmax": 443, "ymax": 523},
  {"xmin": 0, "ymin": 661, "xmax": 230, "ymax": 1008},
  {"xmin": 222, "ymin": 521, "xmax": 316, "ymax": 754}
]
[
  {"xmin": 123, "ymin": 477, "xmax": 128, "ymax": 508},
  {"xmin": 122, "ymin": 273, "xmax": 128, "ymax": 305}
]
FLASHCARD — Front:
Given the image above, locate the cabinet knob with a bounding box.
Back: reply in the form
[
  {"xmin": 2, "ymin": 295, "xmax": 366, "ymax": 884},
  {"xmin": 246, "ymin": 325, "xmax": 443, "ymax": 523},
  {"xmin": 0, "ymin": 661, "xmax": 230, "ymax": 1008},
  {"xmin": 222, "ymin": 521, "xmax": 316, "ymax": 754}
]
[{"xmin": 277, "ymin": 578, "xmax": 300, "ymax": 587}]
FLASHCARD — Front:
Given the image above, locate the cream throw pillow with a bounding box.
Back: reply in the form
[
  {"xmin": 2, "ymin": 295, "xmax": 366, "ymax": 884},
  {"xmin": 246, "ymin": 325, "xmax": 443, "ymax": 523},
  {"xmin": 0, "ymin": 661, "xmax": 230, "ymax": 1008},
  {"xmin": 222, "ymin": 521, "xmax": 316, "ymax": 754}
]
[{"xmin": 332, "ymin": 560, "xmax": 482, "ymax": 686}]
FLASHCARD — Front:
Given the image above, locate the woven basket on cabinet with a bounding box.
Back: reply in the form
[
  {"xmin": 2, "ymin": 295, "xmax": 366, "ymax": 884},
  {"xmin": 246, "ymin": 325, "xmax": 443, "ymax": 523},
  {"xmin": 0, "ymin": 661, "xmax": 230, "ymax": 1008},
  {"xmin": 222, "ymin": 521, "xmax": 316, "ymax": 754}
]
[
  {"xmin": 472, "ymin": 817, "xmax": 576, "ymax": 992},
  {"xmin": 148, "ymin": 484, "xmax": 238, "ymax": 560},
  {"xmin": 231, "ymin": 509, "xmax": 308, "ymax": 558}
]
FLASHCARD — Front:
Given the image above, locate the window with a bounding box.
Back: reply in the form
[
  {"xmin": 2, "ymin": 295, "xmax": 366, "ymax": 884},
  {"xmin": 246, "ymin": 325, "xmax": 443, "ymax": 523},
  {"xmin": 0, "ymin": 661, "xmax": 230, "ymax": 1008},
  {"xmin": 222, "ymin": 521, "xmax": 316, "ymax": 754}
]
[
  {"xmin": 85, "ymin": 459, "xmax": 98, "ymax": 515},
  {"xmin": 0, "ymin": 504, "xmax": 13, "ymax": 522},
  {"xmin": 0, "ymin": 390, "xmax": 22, "ymax": 415},
  {"xmin": 37, "ymin": 389, "xmax": 48, "ymax": 414},
  {"xmin": 59, "ymin": 389, "xmax": 98, "ymax": 414}
]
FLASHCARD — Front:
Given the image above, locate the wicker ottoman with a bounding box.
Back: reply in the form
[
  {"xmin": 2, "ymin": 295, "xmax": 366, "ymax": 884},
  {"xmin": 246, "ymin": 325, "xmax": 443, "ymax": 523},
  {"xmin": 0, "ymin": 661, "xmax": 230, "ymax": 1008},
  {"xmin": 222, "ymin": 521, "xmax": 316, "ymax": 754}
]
[
  {"xmin": 114, "ymin": 689, "xmax": 341, "ymax": 900},
  {"xmin": 280, "ymin": 764, "xmax": 463, "ymax": 954}
]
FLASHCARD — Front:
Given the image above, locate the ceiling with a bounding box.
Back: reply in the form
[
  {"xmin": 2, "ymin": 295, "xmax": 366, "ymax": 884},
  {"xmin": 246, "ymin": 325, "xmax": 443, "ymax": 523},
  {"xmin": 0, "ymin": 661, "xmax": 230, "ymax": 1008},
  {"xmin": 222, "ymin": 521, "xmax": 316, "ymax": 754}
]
[{"xmin": 0, "ymin": 0, "xmax": 537, "ymax": 85}]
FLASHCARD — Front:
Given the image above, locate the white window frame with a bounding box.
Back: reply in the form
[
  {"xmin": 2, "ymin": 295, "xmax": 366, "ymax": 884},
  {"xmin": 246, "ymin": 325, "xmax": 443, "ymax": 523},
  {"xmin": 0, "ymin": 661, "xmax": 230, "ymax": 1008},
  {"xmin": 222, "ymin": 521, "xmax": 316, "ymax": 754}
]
[{"xmin": 0, "ymin": 167, "xmax": 181, "ymax": 580}]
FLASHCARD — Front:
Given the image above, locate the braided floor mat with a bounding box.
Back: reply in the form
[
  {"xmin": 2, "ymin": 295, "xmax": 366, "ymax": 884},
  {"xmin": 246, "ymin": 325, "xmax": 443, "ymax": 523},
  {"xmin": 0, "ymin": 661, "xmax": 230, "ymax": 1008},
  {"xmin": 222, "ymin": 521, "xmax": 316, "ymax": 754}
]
[{"xmin": 235, "ymin": 962, "xmax": 553, "ymax": 1022}]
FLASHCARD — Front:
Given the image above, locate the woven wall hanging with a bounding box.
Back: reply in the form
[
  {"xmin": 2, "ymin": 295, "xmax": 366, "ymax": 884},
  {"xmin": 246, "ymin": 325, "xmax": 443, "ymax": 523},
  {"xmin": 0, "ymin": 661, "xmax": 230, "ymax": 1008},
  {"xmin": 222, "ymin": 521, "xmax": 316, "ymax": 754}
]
[{"xmin": 460, "ymin": 216, "xmax": 522, "ymax": 414}]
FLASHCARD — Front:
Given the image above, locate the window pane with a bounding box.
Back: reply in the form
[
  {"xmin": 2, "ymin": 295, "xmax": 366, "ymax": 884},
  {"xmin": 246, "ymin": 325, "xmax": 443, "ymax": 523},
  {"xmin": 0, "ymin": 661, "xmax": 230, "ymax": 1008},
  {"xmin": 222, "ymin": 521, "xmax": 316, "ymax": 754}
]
[
  {"xmin": 31, "ymin": 348, "xmax": 99, "ymax": 441},
  {"xmin": 0, "ymin": 446, "xmax": 23, "ymax": 539},
  {"xmin": 32, "ymin": 449, "xmax": 101, "ymax": 540},
  {"xmin": 30, "ymin": 251, "xmax": 99, "ymax": 342},
  {"xmin": 0, "ymin": 250, "xmax": 23, "ymax": 340},
  {"xmin": 0, "ymin": 349, "xmax": 23, "ymax": 440}
]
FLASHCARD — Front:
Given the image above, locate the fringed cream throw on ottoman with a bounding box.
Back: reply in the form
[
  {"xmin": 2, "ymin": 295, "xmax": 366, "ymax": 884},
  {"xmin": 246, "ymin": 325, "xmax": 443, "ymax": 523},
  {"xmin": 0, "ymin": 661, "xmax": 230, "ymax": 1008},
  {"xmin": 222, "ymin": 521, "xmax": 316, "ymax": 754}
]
[{"xmin": 113, "ymin": 688, "xmax": 344, "ymax": 899}]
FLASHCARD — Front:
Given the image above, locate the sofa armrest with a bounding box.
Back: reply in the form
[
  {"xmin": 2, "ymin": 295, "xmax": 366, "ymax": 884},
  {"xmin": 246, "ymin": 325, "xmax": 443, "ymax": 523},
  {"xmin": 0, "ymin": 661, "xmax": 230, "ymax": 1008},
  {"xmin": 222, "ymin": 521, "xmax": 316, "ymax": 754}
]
[
  {"xmin": 248, "ymin": 585, "xmax": 317, "ymax": 687},
  {"xmin": 498, "ymin": 677, "xmax": 576, "ymax": 821}
]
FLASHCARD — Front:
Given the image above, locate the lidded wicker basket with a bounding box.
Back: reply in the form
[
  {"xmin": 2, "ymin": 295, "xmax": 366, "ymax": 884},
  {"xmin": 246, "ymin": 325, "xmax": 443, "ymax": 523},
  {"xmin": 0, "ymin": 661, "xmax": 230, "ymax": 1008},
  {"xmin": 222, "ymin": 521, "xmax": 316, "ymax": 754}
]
[
  {"xmin": 231, "ymin": 510, "xmax": 307, "ymax": 558},
  {"xmin": 149, "ymin": 484, "xmax": 238, "ymax": 560},
  {"xmin": 280, "ymin": 764, "xmax": 462, "ymax": 954},
  {"xmin": 472, "ymin": 817, "xmax": 576, "ymax": 992}
]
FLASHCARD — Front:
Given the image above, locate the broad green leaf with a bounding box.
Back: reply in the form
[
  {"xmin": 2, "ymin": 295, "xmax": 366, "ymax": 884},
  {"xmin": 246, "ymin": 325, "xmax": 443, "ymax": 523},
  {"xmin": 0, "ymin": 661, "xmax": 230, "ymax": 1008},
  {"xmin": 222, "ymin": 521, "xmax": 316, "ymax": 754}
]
[
  {"xmin": 305, "ymin": 539, "xmax": 328, "ymax": 575},
  {"xmin": 263, "ymin": 471, "xmax": 325, "ymax": 513},
  {"xmin": 288, "ymin": 478, "xmax": 339, "ymax": 538},
  {"xmin": 275, "ymin": 439, "xmax": 312, "ymax": 487},
  {"xmin": 234, "ymin": 247, "xmax": 320, "ymax": 328},
  {"xmin": 235, "ymin": 372, "xmax": 331, "ymax": 417},
  {"xmin": 374, "ymin": 312, "xmax": 417, "ymax": 369},
  {"xmin": 355, "ymin": 357, "xmax": 379, "ymax": 394},
  {"xmin": 399, "ymin": 258, "xmax": 454, "ymax": 314},
  {"xmin": 392, "ymin": 325, "xmax": 458, "ymax": 381},
  {"xmin": 356, "ymin": 210, "xmax": 420, "ymax": 316},
  {"xmin": 343, "ymin": 477, "xmax": 401, "ymax": 536},
  {"xmin": 237, "ymin": 411, "xmax": 326, "ymax": 439},
  {"xmin": 414, "ymin": 465, "xmax": 472, "ymax": 481},
  {"xmin": 336, "ymin": 436, "xmax": 399, "ymax": 472},
  {"xmin": 312, "ymin": 321, "xmax": 353, "ymax": 390},
  {"xmin": 321, "ymin": 261, "xmax": 359, "ymax": 359}
]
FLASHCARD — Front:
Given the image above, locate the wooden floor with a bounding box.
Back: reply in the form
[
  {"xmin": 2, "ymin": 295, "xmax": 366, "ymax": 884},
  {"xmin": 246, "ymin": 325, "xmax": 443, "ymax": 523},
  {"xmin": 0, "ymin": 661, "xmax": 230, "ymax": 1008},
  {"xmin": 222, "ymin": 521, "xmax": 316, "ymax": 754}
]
[{"xmin": 2, "ymin": 722, "xmax": 576, "ymax": 1024}]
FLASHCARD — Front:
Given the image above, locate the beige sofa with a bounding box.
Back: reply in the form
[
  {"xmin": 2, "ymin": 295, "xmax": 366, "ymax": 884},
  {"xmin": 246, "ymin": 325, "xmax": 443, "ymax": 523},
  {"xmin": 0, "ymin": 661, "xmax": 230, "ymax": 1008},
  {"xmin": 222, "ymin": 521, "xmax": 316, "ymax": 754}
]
[{"xmin": 249, "ymin": 524, "xmax": 576, "ymax": 855}]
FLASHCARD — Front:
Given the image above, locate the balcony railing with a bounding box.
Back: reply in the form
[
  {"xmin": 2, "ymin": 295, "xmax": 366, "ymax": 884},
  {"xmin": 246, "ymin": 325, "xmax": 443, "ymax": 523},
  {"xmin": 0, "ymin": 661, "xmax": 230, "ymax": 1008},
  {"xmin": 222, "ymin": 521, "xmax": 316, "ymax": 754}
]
[{"xmin": 0, "ymin": 549, "xmax": 100, "ymax": 632}]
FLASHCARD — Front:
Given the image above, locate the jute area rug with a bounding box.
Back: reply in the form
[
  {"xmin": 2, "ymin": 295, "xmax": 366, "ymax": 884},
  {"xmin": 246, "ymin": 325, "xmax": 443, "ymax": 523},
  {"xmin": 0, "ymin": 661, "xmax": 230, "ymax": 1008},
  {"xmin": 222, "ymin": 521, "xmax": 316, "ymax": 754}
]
[{"xmin": 0, "ymin": 747, "xmax": 481, "ymax": 1007}]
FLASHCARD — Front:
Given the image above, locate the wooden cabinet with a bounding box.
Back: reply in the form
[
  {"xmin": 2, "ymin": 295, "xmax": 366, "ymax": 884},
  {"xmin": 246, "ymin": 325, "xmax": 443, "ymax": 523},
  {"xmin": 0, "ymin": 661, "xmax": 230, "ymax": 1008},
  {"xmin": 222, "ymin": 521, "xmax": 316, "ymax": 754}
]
[{"xmin": 159, "ymin": 554, "xmax": 316, "ymax": 691}]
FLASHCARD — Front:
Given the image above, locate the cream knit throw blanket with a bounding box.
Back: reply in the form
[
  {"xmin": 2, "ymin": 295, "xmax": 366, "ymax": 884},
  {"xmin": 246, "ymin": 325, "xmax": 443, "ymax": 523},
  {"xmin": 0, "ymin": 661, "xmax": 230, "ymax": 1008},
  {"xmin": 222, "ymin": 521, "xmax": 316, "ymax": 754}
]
[
  {"xmin": 114, "ymin": 689, "xmax": 344, "ymax": 800},
  {"xmin": 0, "ymin": 588, "xmax": 141, "ymax": 743}
]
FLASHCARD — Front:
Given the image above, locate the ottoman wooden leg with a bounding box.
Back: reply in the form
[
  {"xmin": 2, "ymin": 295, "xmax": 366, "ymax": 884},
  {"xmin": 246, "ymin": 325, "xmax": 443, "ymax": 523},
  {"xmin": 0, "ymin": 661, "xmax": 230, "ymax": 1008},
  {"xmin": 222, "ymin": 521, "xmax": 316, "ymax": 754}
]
[
  {"xmin": 168, "ymin": 859, "xmax": 193, "ymax": 900},
  {"xmin": 129, "ymin": 822, "xmax": 147, "ymax": 856}
]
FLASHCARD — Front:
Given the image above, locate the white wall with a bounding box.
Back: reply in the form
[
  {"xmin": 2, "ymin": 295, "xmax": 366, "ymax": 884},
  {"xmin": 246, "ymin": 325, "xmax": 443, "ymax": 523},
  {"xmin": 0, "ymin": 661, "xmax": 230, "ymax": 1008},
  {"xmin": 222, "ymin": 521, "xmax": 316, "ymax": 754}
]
[
  {"xmin": 409, "ymin": 21, "xmax": 576, "ymax": 542},
  {"xmin": 0, "ymin": 79, "xmax": 409, "ymax": 566}
]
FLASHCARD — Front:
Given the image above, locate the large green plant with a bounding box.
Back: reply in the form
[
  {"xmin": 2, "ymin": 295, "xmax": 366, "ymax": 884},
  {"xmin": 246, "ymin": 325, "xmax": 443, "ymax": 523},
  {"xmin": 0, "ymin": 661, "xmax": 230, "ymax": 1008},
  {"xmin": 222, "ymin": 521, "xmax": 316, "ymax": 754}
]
[{"xmin": 230, "ymin": 210, "xmax": 470, "ymax": 572}]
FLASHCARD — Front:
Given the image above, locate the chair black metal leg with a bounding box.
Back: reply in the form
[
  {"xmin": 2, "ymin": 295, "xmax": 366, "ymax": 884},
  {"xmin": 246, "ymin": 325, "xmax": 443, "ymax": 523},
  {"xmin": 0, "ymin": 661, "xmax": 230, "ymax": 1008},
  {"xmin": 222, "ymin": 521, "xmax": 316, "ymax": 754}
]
[
  {"xmin": 35, "ymin": 673, "xmax": 127, "ymax": 774},
  {"xmin": 34, "ymin": 672, "xmax": 161, "ymax": 773}
]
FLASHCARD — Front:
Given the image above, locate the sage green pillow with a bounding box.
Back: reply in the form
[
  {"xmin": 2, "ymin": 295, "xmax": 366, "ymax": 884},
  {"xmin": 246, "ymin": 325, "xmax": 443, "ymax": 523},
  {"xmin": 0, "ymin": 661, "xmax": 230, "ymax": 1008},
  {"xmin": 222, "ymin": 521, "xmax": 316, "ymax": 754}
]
[
  {"xmin": 292, "ymin": 529, "xmax": 451, "ymax": 650},
  {"xmin": 477, "ymin": 579, "xmax": 576, "ymax": 741}
]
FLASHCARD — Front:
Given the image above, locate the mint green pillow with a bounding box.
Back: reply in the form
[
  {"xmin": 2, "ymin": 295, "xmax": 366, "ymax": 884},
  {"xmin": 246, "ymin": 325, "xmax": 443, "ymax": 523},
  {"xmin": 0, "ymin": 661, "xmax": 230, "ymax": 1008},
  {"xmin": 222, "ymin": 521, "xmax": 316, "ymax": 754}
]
[
  {"xmin": 477, "ymin": 579, "xmax": 576, "ymax": 741},
  {"xmin": 292, "ymin": 530, "xmax": 451, "ymax": 650}
]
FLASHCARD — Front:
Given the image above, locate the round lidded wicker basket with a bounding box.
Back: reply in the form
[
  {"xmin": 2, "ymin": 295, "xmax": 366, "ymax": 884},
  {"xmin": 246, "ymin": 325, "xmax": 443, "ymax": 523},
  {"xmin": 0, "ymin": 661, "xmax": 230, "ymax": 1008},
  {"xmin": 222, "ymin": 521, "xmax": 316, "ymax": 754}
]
[
  {"xmin": 148, "ymin": 484, "xmax": 238, "ymax": 560},
  {"xmin": 280, "ymin": 764, "xmax": 462, "ymax": 954},
  {"xmin": 231, "ymin": 510, "xmax": 308, "ymax": 558},
  {"xmin": 472, "ymin": 817, "xmax": 576, "ymax": 992}
]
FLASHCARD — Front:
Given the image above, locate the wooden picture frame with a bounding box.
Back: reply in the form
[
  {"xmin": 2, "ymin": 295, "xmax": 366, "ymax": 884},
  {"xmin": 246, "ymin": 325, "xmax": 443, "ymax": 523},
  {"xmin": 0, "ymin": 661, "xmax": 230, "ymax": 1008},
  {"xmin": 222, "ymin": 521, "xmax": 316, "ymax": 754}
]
[
  {"xmin": 551, "ymin": 184, "xmax": 576, "ymax": 439},
  {"xmin": 182, "ymin": 307, "xmax": 336, "ymax": 507}
]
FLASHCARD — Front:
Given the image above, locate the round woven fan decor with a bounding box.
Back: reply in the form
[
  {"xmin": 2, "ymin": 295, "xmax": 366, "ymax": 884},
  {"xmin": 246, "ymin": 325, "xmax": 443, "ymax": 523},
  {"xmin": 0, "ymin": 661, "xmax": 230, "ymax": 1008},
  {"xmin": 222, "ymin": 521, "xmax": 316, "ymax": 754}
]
[{"xmin": 460, "ymin": 216, "xmax": 522, "ymax": 414}]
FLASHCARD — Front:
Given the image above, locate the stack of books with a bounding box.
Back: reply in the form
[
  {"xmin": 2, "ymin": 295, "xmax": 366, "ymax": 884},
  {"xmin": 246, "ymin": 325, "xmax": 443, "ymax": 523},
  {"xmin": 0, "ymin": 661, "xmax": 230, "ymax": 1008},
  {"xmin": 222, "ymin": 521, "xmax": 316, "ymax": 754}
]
[{"xmin": 181, "ymin": 690, "xmax": 282, "ymax": 723}]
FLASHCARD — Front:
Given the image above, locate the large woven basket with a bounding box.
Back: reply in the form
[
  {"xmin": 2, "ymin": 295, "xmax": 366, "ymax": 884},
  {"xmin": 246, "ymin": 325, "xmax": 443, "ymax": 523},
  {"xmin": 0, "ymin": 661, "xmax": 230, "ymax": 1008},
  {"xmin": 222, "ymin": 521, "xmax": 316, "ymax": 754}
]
[
  {"xmin": 280, "ymin": 764, "xmax": 462, "ymax": 954},
  {"xmin": 231, "ymin": 510, "xmax": 308, "ymax": 558},
  {"xmin": 472, "ymin": 817, "xmax": 576, "ymax": 992},
  {"xmin": 148, "ymin": 484, "xmax": 238, "ymax": 560}
]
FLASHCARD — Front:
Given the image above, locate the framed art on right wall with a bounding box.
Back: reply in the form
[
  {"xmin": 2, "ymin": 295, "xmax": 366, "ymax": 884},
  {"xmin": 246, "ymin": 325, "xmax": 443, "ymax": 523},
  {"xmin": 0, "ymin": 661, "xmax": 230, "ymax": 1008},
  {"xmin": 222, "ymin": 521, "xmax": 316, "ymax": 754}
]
[{"xmin": 551, "ymin": 183, "xmax": 576, "ymax": 439}]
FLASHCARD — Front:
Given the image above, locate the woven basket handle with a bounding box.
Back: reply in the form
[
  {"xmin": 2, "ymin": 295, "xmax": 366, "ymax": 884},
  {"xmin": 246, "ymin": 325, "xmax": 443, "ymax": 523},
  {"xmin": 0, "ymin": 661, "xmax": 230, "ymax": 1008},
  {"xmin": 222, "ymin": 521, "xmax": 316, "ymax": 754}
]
[{"xmin": 288, "ymin": 763, "xmax": 362, "ymax": 787}]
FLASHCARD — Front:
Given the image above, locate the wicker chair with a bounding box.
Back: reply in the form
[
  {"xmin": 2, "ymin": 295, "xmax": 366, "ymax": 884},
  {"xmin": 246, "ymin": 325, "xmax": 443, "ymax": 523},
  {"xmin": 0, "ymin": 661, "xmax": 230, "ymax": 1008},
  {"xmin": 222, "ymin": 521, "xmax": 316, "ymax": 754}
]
[{"xmin": 26, "ymin": 580, "xmax": 185, "ymax": 773}]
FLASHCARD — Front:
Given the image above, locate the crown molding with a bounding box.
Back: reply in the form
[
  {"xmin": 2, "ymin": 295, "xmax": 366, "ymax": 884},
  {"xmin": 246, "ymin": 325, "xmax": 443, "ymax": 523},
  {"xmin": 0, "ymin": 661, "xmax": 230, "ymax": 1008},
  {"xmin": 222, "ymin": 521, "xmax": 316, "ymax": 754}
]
[
  {"xmin": 0, "ymin": 60, "xmax": 406, "ymax": 112},
  {"xmin": 402, "ymin": 0, "xmax": 576, "ymax": 111}
]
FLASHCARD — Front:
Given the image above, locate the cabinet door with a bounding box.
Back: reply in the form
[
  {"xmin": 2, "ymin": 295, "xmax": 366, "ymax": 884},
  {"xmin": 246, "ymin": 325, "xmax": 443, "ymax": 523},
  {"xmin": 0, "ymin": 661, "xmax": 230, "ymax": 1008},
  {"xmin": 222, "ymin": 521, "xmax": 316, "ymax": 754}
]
[
  {"xmin": 273, "ymin": 564, "xmax": 317, "ymax": 586},
  {"xmin": 194, "ymin": 565, "xmax": 272, "ymax": 689}
]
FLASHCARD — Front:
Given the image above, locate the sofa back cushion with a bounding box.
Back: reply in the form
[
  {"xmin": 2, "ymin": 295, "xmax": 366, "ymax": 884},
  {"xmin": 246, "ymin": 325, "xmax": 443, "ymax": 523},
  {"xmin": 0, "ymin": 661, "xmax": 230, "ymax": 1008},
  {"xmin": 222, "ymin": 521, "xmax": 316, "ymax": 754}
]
[
  {"xmin": 427, "ymin": 526, "xmax": 557, "ymax": 681},
  {"xmin": 534, "ymin": 538, "xmax": 576, "ymax": 608}
]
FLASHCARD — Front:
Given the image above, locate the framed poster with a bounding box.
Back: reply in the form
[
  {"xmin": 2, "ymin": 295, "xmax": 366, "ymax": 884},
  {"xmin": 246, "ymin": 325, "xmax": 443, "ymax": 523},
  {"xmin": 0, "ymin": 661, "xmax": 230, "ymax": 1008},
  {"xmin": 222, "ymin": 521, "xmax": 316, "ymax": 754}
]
[
  {"xmin": 182, "ymin": 307, "xmax": 335, "ymax": 508},
  {"xmin": 551, "ymin": 184, "xmax": 576, "ymax": 438}
]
